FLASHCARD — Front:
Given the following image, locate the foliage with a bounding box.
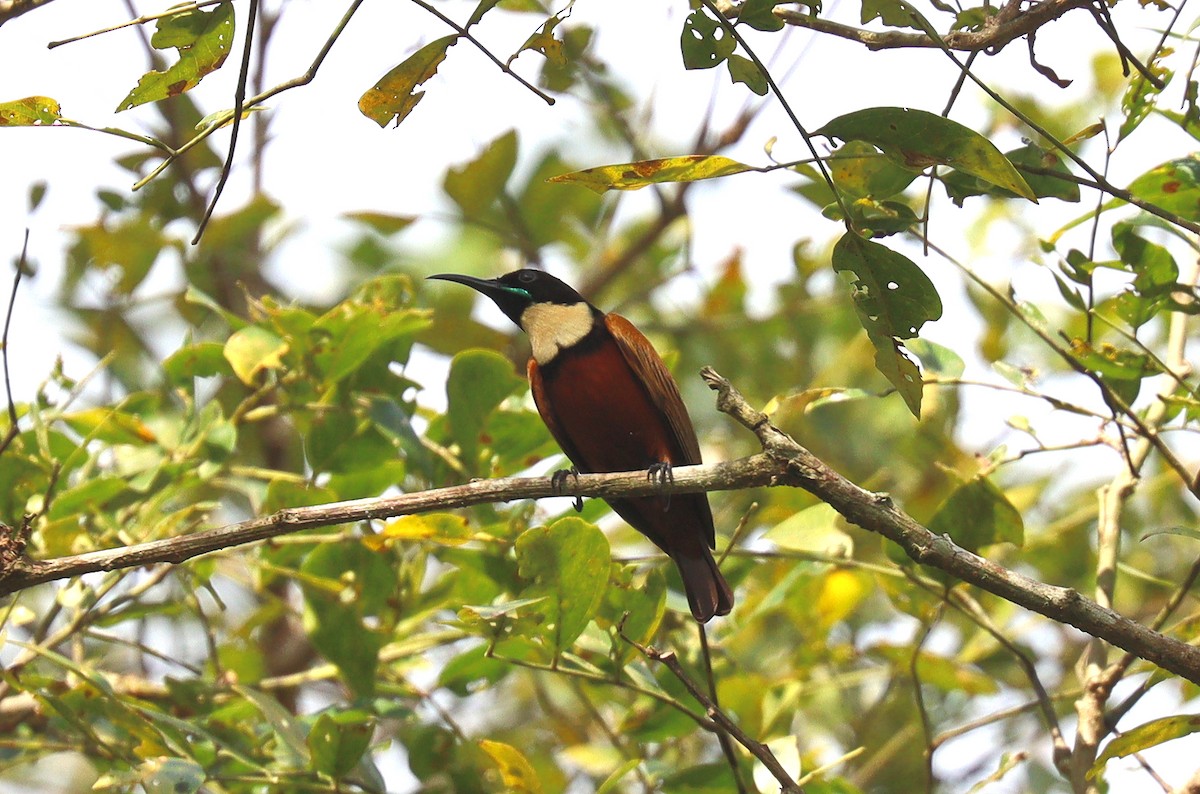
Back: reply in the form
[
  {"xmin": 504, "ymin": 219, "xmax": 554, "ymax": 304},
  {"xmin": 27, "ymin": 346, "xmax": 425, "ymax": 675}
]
[{"xmin": 2, "ymin": 1, "xmax": 1200, "ymax": 793}]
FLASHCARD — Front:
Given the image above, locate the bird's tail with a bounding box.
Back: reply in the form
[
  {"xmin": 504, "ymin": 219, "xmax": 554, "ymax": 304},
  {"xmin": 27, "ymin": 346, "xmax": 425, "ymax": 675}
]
[{"xmin": 674, "ymin": 546, "xmax": 734, "ymax": 623}]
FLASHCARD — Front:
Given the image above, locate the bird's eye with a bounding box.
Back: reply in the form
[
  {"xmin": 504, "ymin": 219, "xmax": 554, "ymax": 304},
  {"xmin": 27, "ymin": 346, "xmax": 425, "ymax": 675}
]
[{"xmin": 518, "ymin": 271, "xmax": 536, "ymax": 283}]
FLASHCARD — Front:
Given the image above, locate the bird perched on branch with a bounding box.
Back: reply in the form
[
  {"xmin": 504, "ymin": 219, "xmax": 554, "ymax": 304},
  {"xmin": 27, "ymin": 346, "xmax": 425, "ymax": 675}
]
[{"xmin": 429, "ymin": 268, "xmax": 734, "ymax": 622}]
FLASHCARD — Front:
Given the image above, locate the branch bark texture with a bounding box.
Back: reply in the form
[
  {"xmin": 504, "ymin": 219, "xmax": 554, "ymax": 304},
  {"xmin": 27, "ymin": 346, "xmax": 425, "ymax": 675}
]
[{"xmin": 776, "ymin": 0, "xmax": 1096, "ymax": 53}]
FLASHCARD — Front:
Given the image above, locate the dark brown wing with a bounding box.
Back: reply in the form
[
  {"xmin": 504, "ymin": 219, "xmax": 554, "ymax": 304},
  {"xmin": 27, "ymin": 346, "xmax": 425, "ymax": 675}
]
[
  {"xmin": 604, "ymin": 313, "xmax": 703, "ymax": 465},
  {"xmin": 527, "ymin": 358, "xmax": 588, "ymax": 467}
]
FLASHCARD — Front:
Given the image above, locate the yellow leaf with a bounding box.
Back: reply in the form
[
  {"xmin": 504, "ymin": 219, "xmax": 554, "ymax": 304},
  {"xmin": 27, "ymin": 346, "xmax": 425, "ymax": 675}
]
[
  {"xmin": 548, "ymin": 155, "xmax": 754, "ymax": 194},
  {"xmin": 380, "ymin": 514, "xmax": 471, "ymax": 546},
  {"xmin": 479, "ymin": 740, "xmax": 543, "ymax": 793}
]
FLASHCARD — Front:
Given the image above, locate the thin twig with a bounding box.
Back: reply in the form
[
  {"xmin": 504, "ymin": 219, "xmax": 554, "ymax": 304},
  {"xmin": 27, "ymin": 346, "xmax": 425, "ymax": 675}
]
[
  {"xmin": 133, "ymin": 0, "xmax": 367, "ymax": 192},
  {"xmin": 47, "ymin": 0, "xmax": 227, "ymax": 48},
  {"xmin": 0, "ymin": 230, "xmax": 28, "ymax": 458},
  {"xmin": 909, "ymin": 600, "xmax": 942, "ymax": 793},
  {"xmin": 408, "ymin": 0, "xmax": 555, "ymax": 106},
  {"xmin": 699, "ymin": 624, "xmax": 748, "ymax": 793},
  {"xmin": 620, "ymin": 620, "xmax": 803, "ymax": 793},
  {"xmin": 698, "ymin": 0, "xmax": 850, "ymax": 226},
  {"xmin": 192, "ymin": 0, "xmax": 259, "ymax": 244}
]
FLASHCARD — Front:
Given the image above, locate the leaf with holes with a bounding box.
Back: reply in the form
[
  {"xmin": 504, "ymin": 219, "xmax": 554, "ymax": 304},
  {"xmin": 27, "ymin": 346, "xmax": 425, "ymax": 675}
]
[
  {"xmin": 117, "ymin": 2, "xmax": 234, "ymax": 111},
  {"xmin": 680, "ymin": 8, "xmax": 735, "ymax": 70},
  {"xmin": 0, "ymin": 96, "xmax": 62, "ymax": 126},
  {"xmin": 819, "ymin": 107, "xmax": 1036, "ymax": 201},
  {"xmin": 831, "ymin": 233, "xmax": 942, "ymax": 340},
  {"xmin": 548, "ymin": 155, "xmax": 753, "ymax": 194},
  {"xmin": 358, "ymin": 36, "xmax": 458, "ymax": 128},
  {"xmin": 868, "ymin": 333, "xmax": 925, "ymax": 417}
]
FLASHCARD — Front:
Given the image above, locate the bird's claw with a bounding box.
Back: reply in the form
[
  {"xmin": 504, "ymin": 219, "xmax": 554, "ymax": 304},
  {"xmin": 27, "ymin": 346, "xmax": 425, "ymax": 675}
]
[
  {"xmin": 647, "ymin": 462, "xmax": 673, "ymax": 511},
  {"xmin": 552, "ymin": 466, "xmax": 583, "ymax": 512}
]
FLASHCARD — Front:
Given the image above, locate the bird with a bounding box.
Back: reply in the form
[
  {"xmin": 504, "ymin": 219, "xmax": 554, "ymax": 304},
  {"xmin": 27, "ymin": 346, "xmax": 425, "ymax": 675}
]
[{"xmin": 428, "ymin": 268, "xmax": 734, "ymax": 622}]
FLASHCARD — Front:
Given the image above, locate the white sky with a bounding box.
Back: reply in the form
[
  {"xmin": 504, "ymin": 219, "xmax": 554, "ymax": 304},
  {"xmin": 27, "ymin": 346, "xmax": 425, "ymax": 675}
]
[{"xmin": 2, "ymin": 1, "xmax": 1200, "ymax": 792}]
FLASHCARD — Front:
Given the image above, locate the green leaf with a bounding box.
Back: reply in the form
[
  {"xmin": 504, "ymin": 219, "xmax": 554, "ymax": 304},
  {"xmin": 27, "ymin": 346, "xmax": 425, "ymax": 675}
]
[
  {"xmin": 515, "ymin": 517, "xmax": 610, "ymax": 653},
  {"xmin": 1068, "ymin": 339, "xmax": 1162, "ymax": 381},
  {"xmin": 437, "ymin": 644, "xmax": 513, "ymax": 695},
  {"xmin": 680, "ymin": 8, "xmax": 736, "ymax": 70},
  {"xmin": 1125, "ymin": 157, "xmax": 1200, "ymax": 222},
  {"xmin": 1141, "ymin": 525, "xmax": 1200, "ymax": 542},
  {"xmin": 163, "ymin": 342, "xmax": 232, "ymax": 385},
  {"xmin": 597, "ymin": 760, "xmax": 643, "ymax": 794},
  {"xmin": 308, "ymin": 711, "xmax": 374, "ymax": 778},
  {"xmin": 831, "ymin": 234, "xmax": 940, "ymax": 417},
  {"xmin": 906, "ymin": 337, "xmax": 965, "ymax": 378},
  {"xmin": 831, "ymin": 233, "xmax": 943, "ymax": 340},
  {"xmin": 739, "ymin": 0, "xmax": 786, "ymax": 31},
  {"xmin": 117, "ymin": 2, "xmax": 234, "ymax": 111},
  {"xmin": 727, "ymin": 54, "xmax": 768, "ymax": 96},
  {"xmin": 861, "ymin": 0, "xmax": 924, "ymax": 28},
  {"xmin": 358, "ymin": 36, "xmax": 458, "ymax": 128},
  {"xmin": 1119, "ymin": 52, "xmax": 1171, "ymax": 142},
  {"xmin": 1110, "ymin": 222, "xmax": 1180, "ymax": 328},
  {"xmin": 823, "ymin": 197, "xmax": 919, "ymax": 237},
  {"xmin": 300, "ymin": 542, "xmax": 395, "ymax": 697},
  {"xmin": 312, "ymin": 302, "xmax": 430, "ymax": 383},
  {"xmin": 62, "ymin": 407, "xmax": 157, "ymax": 445},
  {"xmin": 597, "ymin": 566, "xmax": 666, "ymax": 665},
  {"xmin": 444, "ymin": 130, "xmax": 519, "ymax": 217},
  {"xmin": 468, "ymin": 0, "xmax": 503, "ymax": 27},
  {"xmin": 765, "ymin": 503, "xmax": 854, "ymax": 556},
  {"xmin": 929, "ymin": 476, "xmax": 1025, "ymax": 554},
  {"xmin": 872, "ymin": 645, "xmax": 998, "ymax": 694},
  {"xmin": 548, "ymin": 155, "xmax": 754, "ymax": 194},
  {"xmin": 868, "ymin": 333, "xmax": 924, "ymax": 417},
  {"xmin": 819, "ymin": 107, "xmax": 1037, "ymax": 201},
  {"xmin": 513, "ymin": 15, "xmax": 566, "ymax": 66},
  {"xmin": 446, "ymin": 349, "xmax": 525, "ymax": 467},
  {"xmin": 0, "ymin": 96, "xmax": 62, "ymax": 125},
  {"xmin": 47, "ymin": 477, "xmax": 128, "ymax": 520},
  {"xmin": 72, "ymin": 218, "xmax": 170, "ymax": 295},
  {"xmin": 478, "ymin": 740, "xmax": 544, "ymax": 793},
  {"xmin": 223, "ymin": 326, "xmax": 289, "ymax": 385},
  {"xmin": 944, "ymin": 144, "xmax": 1081, "ymax": 205},
  {"xmin": 830, "ymin": 141, "xmax": 920, "ymax": 200},
  {"xmin": 343, "ymin": 211, "xmax": 416, "ymax": 235},
  {"xmin": 1090, "ymin": 714, "xmax": 1200, "ymax": 778}
]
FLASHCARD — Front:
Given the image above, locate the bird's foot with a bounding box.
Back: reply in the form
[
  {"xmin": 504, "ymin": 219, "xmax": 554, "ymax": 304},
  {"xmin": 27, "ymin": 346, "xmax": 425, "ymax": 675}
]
[
  {"xmin": 647, "ymin": 461, "xmax": 673, "ymax": 511},
  {"xmin": 552, "ymin": 466, "xmax": 583, "ymax": 512}
]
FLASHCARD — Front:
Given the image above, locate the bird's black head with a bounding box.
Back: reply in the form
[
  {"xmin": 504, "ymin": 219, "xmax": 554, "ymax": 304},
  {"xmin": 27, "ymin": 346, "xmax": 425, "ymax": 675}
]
[{"xmin": 427, "ymin": 269, "xmax": 586, "ymax": 328}]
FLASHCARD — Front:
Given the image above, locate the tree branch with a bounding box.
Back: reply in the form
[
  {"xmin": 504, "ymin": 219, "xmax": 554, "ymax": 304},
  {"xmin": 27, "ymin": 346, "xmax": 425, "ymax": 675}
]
[
  {"xmin": 775, "ymin": 0, "xmax": 1097, "ymax": 56},
  {"xmin": 0, "ymin": 0, "xmax": 55, "ymax": 28},
  {"xmin": 3, "ymin": 369, "xmax": 1200, "ymax": 688}
]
